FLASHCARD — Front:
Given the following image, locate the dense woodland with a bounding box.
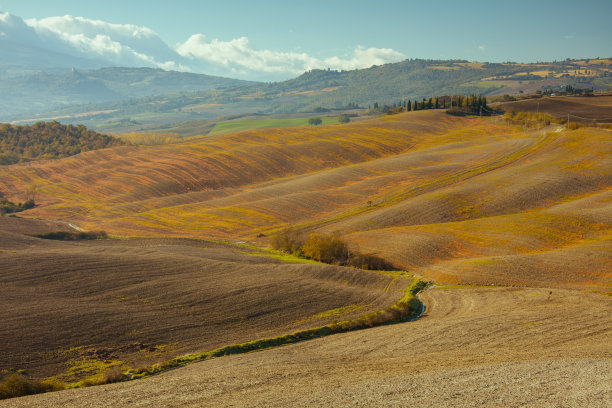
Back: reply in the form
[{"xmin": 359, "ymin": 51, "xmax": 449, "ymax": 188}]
[{"xmin": 0, "ymin": 121, "xmax": 124, "ymax": 165}]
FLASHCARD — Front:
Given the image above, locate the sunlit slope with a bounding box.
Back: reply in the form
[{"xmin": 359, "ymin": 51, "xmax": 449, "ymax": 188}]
[
  {"xmin": 1, "ymin": 111, "xmax": 610, "ymax": 289},
  {"xmin": 339, "ymin": 127, "xmax": 611, "ymax": 290},
  {"xmin": 0, "ymin": 111, "xmax": 479, "ymax": 234}
]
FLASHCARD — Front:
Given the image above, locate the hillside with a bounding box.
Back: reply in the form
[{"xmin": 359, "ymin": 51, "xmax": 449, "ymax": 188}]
[
  {"xmin": 0, "ymin": 216, "xmax": 407, "ymax": 384},
  {"xmin": 1, "ymin": 100, "xmax": 610, "ymax": 404},
  {"xmin": 1, "ymin": 106, "xmax": 610, "ymax": 291},
  {"xmin": 0, "ymin": 121, "xmax": 124, "ymax": 165},
  {"xmin": 0, "ymin": 67, "xmax": 252, "ymax": 118},
  {"xmin": 5, "ymin": 58, "xmax": 612, "ymax": 133}
]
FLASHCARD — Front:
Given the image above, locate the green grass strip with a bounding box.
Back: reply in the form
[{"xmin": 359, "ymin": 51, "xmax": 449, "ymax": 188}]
[{"xmin": 122, "ymin": 279, "xmax": 429, "ymax": 381}]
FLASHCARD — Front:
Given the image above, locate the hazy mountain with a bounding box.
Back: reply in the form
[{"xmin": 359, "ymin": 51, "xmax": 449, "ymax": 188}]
[
  {"xmin": 0, "ymin": 12, "xmax": 108, "ymax": 72},
  {"xmin": 0, "ymin": 67, "xmax": 253, "ymax": 116}
]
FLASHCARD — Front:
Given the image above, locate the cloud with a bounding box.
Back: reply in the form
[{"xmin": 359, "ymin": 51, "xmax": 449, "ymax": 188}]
[
  {"xmin": 478, "ymin": 45, "xmax": 485, "ymax": 52},
  {"xmin": 6, "ymin": 12, "xmax": 406, "ymax": 80},
  {"xmin": 24, "ymin": 15, "xmax": 184, "ymax": 70},
  {"xmin": 177, "ymin": 34, "xmax": 406, "ymax": 80}
]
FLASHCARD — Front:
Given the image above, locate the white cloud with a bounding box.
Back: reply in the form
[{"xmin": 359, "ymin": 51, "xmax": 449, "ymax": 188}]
[
  {"xmin": 177, "ymin": 34, "xmax": 406, "ymax": 79},
  {"xmin": 25, "ymin": 15, "xmax": 180, "ymax": 69},
  {"xmin": 7, "ymin": 12, "xmax": 406, "ymax": 80},
  {"xmin": 478, "ymin": 45, "xmax": 485, "ymax": 52}
]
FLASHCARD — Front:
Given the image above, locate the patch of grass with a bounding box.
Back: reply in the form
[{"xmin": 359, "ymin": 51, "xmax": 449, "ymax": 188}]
[
  {"xmin": 208, "ymin": 116, "xmax": 339, "ymax": 136},
  {"xmin": 466, "ymin": 258, "xmax": 503, "ymax": 265},
  {"xmin": 237, "ymin": 242, "xmax": 320, "ymax": 264},
  {"xmin": 299, "ymin": 304, "xmax": 368, "ymax": 323}
]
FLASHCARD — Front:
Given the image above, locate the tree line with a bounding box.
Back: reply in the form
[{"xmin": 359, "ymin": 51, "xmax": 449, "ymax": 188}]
[{"xmin": 369, "ymin": 94, "xmax": 489, "ymax": 116}]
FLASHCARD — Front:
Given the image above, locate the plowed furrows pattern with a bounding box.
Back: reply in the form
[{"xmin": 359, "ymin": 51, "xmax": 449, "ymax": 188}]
[
  {"xmin": 298, "ymin": 133, "xmax": 554, "ymax": 235},
  {"xmin": 6, "ymin": 287, "xmax": 610, "ymax": 407}
]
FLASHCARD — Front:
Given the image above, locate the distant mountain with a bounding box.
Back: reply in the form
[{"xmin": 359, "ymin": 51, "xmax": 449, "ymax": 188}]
[
  {"xmin": 0, "ymin": 67, "xmax": 253, "ymax": 116},
  {"xmin": 0, "ymin": 12, "xmax": 107, "ymax": 71},
  {"xmin": 3, "ymin": 58, "xmax": 611, "ymax": 132}
]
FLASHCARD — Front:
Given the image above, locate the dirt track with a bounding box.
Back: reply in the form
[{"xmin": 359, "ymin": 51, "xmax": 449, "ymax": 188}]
[{"xmin": 4, "ymin": 286, "xmax": 610, "ymax": 407}]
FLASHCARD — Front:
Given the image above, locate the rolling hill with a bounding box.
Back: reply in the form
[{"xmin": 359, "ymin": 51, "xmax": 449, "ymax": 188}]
[
  {"xmin": 0, "ymin": 98, "xmax": 610, "ymax": 404},
  {"xmin": 4, "ymin": 58, "xmax": 612, "ymax": 133},
  {"xmin": 2, "ymin": 101, "xmax": 610, "ymax": 291},
  {"xmin": 0, "ymin": 67, "xmax": 251, "ymax": 118}
]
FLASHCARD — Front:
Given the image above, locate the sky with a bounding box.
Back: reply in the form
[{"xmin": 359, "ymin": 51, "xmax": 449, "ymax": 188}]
[{"xmin": 1, "ymin": 0, "xmax": 611, "ymax": 80}]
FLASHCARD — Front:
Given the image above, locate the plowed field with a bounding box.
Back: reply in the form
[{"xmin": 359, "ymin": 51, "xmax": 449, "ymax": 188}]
[
  {"xmin": 4, "ymin": 286, "xmax": 609, "ymax": 407},
  {"xmin": 0, "ymin": 217, "xmax": 407, "ymax": 382}
]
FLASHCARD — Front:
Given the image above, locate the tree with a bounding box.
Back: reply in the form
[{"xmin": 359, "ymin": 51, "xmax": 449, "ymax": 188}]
[
  {"xmin": 338, "ymin": 114, "xmax": 350, "ymax": 123},
  {"xmin": 308, "ymin": 117, "xmax": 323, "ymax": 126}
]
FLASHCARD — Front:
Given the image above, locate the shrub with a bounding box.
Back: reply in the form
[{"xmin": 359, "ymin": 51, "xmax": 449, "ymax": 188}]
[
  {"xmin": 338, "ymin": 114, "xmax": 350, "ymax": 123},
  {"xmin": 0, "ymin": 199, "xmax": 35, "ymax": 215},
  {"xmin": 308, "ymin": 117, "xmax": 323, "ymax": 126},
  {"xmin": 0, "ymin": 374, "xmax": 64, "ymax": 400},
  {"xmin": 347, "ymin": 253, "xmax": 394, "ymax": 271},
  {"xmin": 302, "ymin": 232, "xmax": 349, "ymax": 264},
  {"xmin": 35, "ymin": 230, "xmax": 108, "ymax": 240},
  {"xmin": 271, "ymin": 229, "xmax": 394, "ymax": 271},
  {"xmin": 270, "ymin": 227, "xmax": 305, "ymax": 255}
]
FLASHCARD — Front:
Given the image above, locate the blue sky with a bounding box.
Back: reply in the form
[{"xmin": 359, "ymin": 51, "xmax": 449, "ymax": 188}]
[{"xmin": 1, "ymin": 0, "xmax": 611, "ymax": 79}]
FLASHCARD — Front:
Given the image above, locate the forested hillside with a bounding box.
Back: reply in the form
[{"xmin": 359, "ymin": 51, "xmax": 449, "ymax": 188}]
[{"xmin": 0, "ymin": 121, "xmax": 124, "ymax": 165}]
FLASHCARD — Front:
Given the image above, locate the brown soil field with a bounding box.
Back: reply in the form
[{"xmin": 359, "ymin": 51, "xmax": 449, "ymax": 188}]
[
  {"xmin": 496, "ymin": 95, "xmax": 612, "ymax": 122},
  {"xmin": 1, "ymin": 110, "xmax": 610, "ymax": 291},
  {"xmin": 4, "ymin": 286, "xmax": 610, "ymax": 407},
  {"xmin": 0, "ymin": 217, "xmax": 407, "ymax": 382}
]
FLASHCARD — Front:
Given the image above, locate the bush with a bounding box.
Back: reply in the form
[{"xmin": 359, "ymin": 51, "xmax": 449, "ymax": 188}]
[
  {"xmin": 302, "ymin": 232, "xmax": 349, "ymax": 264},
  {"xmin": 0, "ymin": 374, "xmax": 64, "ymax": 400},
  {"xmin": 270, "ymin": 227, "xmax": 305, "ymax": 255},
  {"xmin": 347, "ymin": 253, "xmax": 394, "ymax": 271},
  {"xmin": 338, "ymin": 114, "xmax": 350, "ymax": 123},
  {"xmin": 0, "ymin": 199, "xmax": 35, "ymax": 215},
  {"xmin": 272, "ymin": 229, "xmax": 394, "ymax": 271},
  {"xmin": 35, "ymin": 230, "xmax": 108, "ymax": 240},
  {"xmin": 308, "ymin": 117, "xmax": 323, "ymax": 126}
]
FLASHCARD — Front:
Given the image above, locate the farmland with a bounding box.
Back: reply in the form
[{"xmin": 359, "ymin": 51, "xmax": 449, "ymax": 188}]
[
  {"xmin": 0, "ymin": 215, "xmax": 408, "ymax": 384},
  {"xmin": 207, "ymin": 115, "xmax": 340, "ymax": 136},
  {"xmin": 1, "ymin": 98, "xmax": 611, "ymax": 405}
]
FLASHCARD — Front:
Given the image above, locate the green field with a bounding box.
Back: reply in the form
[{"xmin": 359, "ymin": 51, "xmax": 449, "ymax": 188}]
[{"xmin": 208, "ymin": 116, "xmax": 340, "ymax": 136}]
